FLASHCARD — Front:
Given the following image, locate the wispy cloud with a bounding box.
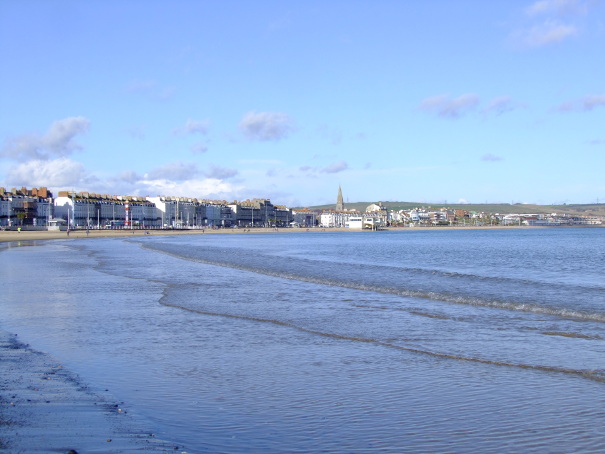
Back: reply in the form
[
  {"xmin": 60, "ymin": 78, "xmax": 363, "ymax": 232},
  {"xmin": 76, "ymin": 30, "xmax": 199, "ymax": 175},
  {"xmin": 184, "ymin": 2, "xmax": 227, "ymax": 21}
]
[
  {"xmin": 204, "ymin": 164, "xmax": 239, "ymax": 180},
  {"xmin": 1, "ymin": 117, "xmax": 90, "ymax": 161},
  {"xmin": 515, "ymin": 20, "xmax": 576, "ymax": 48},
  {"xmin": 481, "ymin": 153, "xmax": 504, "ymax": 162},
  {"xmin": 191, "ymin": 143, "xmax": 209, "ymax": 154},
  {"xmin": 239, "ymin": 111, "xmax": 294, "ymax": 141},
  {"xmin": 127, "ymin": 80, "xmax": 175, "ymax": 101},
  {"xmin": 557, "ymin": 94, "xmax": 605, "ymax": 112},
  {"xmin": 419, "ymin": 94, "xmax": 480, "ymax": 118},
  {"xmin": 297, "ymin": 161, "xmax": 348, "ymax": 176},
  {"xmin": 116, "ymin": 170, "xmax": 142, "ymax": 183},
  {"xmin": 322, "ymin": 160, "xmax": 349, "ymax": 174},
  {"xmin": 525, "ymin": 0, "xmax": 588, "ymax": 17},
  {"xmin": 483, "ymin": 96, "xmax": 524, "ymax": 116},
  {"xmin": 317, "ymin": 124, "xmax": 343, "ymax": 145},
  {"xmin": 173, "ymin": 119, "xmax": 209, "ymax": 136},
  {"xmin": 124, "ymin": 125, "xmax": 147, "ymax": 140},
  {"xmin": 511, "ymin": 0, "xmax": 593, "ymax": 48},
  {"xmin": 145, "ymin": 161, "xmax": 199, "ymax": 181}
]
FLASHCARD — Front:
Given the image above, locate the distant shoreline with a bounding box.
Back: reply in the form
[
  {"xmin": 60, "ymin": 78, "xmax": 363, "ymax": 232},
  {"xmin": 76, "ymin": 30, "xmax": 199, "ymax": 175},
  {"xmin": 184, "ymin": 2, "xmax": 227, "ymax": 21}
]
[{"xmin": 2, "ymin": 224, "xmax": 601, "ymax": 244}]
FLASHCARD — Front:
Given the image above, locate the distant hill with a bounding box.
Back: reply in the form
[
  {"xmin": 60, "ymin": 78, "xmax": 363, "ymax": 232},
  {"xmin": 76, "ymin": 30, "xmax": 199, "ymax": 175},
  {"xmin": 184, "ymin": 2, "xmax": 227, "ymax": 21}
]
[{"xmin": 295, "ymin": 202, "xmax": 605, "ymax": 217}]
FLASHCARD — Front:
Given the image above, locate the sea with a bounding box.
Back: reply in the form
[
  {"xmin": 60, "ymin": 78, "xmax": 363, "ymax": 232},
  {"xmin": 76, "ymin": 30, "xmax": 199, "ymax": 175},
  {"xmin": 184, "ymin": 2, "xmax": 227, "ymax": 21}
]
[{"xmin": 1, "ymin": 227, "xmax": 605, "ymax": 453}]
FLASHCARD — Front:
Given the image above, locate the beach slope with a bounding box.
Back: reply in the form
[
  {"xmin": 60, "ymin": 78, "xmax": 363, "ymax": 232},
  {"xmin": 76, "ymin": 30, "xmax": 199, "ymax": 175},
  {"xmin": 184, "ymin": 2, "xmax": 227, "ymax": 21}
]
[{"xmin": 0, "ymin": 329, "xmax": 185, "ymax": 453}]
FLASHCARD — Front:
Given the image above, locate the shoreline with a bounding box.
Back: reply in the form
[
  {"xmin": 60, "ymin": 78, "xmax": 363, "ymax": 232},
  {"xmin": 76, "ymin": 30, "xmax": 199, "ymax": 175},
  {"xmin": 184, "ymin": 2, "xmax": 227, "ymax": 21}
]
[
  {"xmin": 0, "ymin": 224, "xmax": 594, "ymax": 244},
  {"xmin": 0, "ymin": 328, "xmax": 185, "ymax": 453},
  {"xmin": 1, "ymin": 225, "xmax": 602, "ymax": 451}
]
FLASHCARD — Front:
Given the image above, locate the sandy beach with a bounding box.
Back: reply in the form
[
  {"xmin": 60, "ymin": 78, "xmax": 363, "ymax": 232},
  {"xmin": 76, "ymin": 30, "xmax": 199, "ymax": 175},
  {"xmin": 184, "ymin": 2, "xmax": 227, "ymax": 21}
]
[
  {"xmin": 0, "ymin": 227, "xmax": 327, "ymax": 243},
  {"xmin": 0, "ymin": 230, "xmax": 194, "ymax": 452},
  {"xmin": 0, "ymin": 224, "xmax": 557, "ymax": 244},
  {"xmin": 0, "ymin": 329, "xmax": 185, "ymax": 453}
]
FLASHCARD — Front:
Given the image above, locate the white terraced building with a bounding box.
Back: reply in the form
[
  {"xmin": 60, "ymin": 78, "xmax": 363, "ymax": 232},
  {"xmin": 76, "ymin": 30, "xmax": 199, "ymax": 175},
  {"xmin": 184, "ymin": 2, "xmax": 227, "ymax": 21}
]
[
  {"xmin": 54, "ymin": 192, "xmax": 161, "ymax": 228},
  {"xmin": 0, "ymin": 187, "xmax": 53, "ymax": 227}
]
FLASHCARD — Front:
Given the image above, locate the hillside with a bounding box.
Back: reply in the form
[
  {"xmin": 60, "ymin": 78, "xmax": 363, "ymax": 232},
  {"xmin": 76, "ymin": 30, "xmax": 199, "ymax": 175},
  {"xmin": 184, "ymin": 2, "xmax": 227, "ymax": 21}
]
[{"xmin": 297, "ymin": 202, "xmax": 605, "ymax": 217}]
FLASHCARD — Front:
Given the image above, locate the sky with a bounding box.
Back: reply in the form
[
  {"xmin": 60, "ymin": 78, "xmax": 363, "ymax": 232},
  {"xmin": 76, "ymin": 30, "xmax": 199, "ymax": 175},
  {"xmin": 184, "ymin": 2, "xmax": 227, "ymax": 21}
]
[{"xmin": 1, "ymin": 0, "xmax": 604, "ymax": 207}]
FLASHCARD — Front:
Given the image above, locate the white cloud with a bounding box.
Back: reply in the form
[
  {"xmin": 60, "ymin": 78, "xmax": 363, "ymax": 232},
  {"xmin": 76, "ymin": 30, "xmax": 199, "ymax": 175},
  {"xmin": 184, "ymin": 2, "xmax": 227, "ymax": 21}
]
[
  {"xmin": 322, "ymin": 160, "xmax": 349, "ymax": 174},
  {"xmin": 1, "ymin": 116, "xmax": 90, "ymax": 161},
  {"xmin": 138, "ymin": 178, "xmax": 241, "ymax": 200},
  {"xmin": 239, "ymin": 111, "xmax": 294, "ymax": 141},
  {"xmin": 419, "ymin": 94, "xmax": 480, "ymax": 118},
  {"xmin": 6, "ymin": 158, "xmax": 89, "ymax": 187}
]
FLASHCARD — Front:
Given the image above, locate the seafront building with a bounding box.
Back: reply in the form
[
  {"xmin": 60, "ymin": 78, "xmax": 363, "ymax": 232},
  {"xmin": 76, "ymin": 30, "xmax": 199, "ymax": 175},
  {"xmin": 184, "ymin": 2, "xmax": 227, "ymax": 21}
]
[
  {"xmin": 54, "ymin": 192, "xmax": 159, "ymax": 228},
  {"xmin": 1, "ymin": 186, "xmax": 602, "ymax": 230},
  {"xmin": 0, "ymin": 187, "xmax": 53, "ymax": 227},
  {"xmin": 291, "ymin": 209, "xmax": 317, "ymax": 227},
  {"xmin": 0, "ymin": 187, "xmax": 294, "ymax": 230},
  {"xmin": 53, "ymin": 192, "xmax": 293, "ymax": 229},
  {"xmin": 315, "ymin": 188, "xmax": 388, "ymax": 229}
]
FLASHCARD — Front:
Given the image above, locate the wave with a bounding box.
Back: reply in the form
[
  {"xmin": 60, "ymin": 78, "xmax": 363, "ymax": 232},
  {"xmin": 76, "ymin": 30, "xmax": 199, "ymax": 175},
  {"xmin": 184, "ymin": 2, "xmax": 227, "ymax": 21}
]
[
  {"xmin": 158, "ymin": 295, "xmax": 605, "ymax": 384},
  {"xmin": 264, "ymin": 250, "xmax": 605, "ymax": 292},
  {"xmin": 139, "ymin": 241, "xmax": 605, "ymax": 323},
  {"xmin": 541, "ymin": 331, "xmax": 602, "ymax": 340}
]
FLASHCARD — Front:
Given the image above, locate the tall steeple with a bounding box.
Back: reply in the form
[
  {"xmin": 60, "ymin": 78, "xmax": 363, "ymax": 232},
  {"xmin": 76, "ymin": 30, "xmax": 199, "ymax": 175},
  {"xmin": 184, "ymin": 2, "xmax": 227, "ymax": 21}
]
[{"xmin": 336, "ymin": 185, "xmax": 344, "ymax": 211}]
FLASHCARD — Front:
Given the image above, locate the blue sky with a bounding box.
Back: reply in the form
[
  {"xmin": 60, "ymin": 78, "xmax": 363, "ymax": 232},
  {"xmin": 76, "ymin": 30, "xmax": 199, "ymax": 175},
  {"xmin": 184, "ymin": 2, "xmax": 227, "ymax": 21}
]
[{"xmin": 1, "ymin": 0, "xmax": 604, "ymax": 207}]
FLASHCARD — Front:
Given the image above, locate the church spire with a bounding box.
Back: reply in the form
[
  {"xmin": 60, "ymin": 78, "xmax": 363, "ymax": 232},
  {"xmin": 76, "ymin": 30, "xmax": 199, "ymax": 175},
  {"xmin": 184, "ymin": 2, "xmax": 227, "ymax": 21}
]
[{"xmin": 336, "ymin": 185, "xmax": 344, "ymax": 211}]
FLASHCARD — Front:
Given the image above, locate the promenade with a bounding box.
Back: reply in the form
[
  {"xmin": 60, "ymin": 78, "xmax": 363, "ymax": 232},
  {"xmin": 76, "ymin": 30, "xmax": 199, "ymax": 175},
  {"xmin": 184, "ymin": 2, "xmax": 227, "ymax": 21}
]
[{"xmin": 0, "ymin": 224, "xmax": 557, "ymax": 244}]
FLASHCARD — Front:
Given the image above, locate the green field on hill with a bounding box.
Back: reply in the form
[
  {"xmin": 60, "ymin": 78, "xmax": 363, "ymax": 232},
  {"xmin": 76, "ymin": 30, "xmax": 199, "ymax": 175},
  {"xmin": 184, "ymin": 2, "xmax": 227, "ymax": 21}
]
[{"xmin": 300, "ymin": 202, "xmax": 605, "ymax": 217}]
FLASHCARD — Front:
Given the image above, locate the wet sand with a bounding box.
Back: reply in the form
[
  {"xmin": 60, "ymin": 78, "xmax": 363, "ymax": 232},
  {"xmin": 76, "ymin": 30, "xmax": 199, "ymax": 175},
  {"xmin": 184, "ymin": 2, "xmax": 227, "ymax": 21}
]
[{"xmin": 0, "ymin": 329, "xmax": 186, "ymax": 453}]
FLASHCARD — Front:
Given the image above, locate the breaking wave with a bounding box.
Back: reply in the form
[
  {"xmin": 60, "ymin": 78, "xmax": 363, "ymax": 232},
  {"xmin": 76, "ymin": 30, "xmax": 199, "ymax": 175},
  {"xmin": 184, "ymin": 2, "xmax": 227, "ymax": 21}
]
[{"xmin": 140, "ymin": 241, "xmax": 605, "ymax": 323}]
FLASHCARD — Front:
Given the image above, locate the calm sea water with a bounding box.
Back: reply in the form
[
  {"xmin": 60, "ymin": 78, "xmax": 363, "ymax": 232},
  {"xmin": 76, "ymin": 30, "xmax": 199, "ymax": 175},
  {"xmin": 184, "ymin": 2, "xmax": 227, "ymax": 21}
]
[{"xmin": 2, "ymin": 228, "xmax": 605, "ymax": 452}]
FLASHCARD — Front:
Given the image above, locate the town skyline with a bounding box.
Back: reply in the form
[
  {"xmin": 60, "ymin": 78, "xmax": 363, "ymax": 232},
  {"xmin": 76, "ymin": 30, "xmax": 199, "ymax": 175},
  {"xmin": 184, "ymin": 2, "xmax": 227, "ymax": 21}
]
[
  {"xmin": 1, "ymin": 1, "xmax": 604, "ymax": 208},
  {"xmin": 3, "ymin": 185, "xmax": 603, "ymax": 231}
]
